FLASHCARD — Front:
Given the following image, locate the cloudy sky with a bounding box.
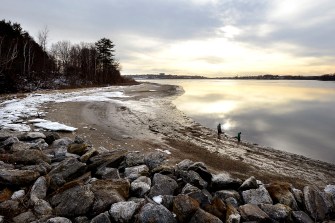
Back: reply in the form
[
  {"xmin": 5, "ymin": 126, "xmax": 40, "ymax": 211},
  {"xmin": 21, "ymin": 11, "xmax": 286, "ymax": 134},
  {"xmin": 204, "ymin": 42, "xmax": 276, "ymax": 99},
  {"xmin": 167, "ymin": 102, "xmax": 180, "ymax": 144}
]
[{"xmin": 1, "ymin": 0, "xmax": 334, "ymax": 76}]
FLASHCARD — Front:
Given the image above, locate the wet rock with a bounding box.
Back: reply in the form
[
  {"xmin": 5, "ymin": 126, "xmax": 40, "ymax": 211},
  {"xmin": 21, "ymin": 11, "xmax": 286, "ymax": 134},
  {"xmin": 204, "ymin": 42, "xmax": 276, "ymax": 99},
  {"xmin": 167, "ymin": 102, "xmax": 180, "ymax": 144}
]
[
  {"xmin": 148, "ymin": 173, "xmax": 178, "ymax": 198},
  {"xmin": 48, "ymin": 158, "xmax": 86, "ymax": 190},
  {"xmin": 292, "ymin": 211, "xmax": 314, "ymax": 223},
  {"xmin": 12, "ymin": 211, "xmax": 36, "ymax": 223},
  {"xmin": 34, "ymin": 199, "xmax": 53, "ymax": 216},
  {"xmin": 90, "ymin": 179, "xmax": 130, "ymax": 215},
  {"xmin": 79, "ymin": 147, "xmax": 96, "ymax": 162},
  {"xmin": 50, "ymin": 184, "xmax": 94, "ymax": 217},
  {"xmin": 144, "ymin": 151, "xmax": 166, "ymax": 170},
  {"xmin": 181, "ymin": 183, "xmax": 201, "ymax": 194},
  {"xmin": 189, "ymin": 208, "xmax": 223, "ymax": 223},
  {"xmin": 46, "ymin": 217, "xmax": 72, "ymax": 223},
  {"xmin": 239, "ymin": 176, "xmax": 258, "ymax": 191},
  {"xmin": 211, "ymin": 173, "xmax": 242, "ymax": 191},
  {"xmin": 215, "ymin": 190, "xmax": 241, "ymax": 205},
  {"xmin": 266, "ymin": 182, "xmax": 299, "ymax": 210},
  {"xmin": 30, "ymin": 176, "xmax": 48, "ymax": 203},
  {"xmin": 239, "ymin": 204, "xmax": 271, "ymax": 223},
  {"xmin": 0, "ymin": 169, "xmax": 39, "ymax": 186},
  {"xmin": 44, "ymin": 132, "xmax": 61, "ymax": 145},
  {"xmin": 176, "ymin": 159, "xmax": 194, "ymax": 170},
  {"xmin": 52, "ymin": 137, "xmax": 73, "ymax": 148},
  {"xmin": 109, "ymin": 201, "xmax": 140, "ymax": 223},
  {"xmin": 91, "ymin": 212, "xmax": 111, "ymax": 223},
  {"xmin": 21, "ymin": 161, "xmax": 51, "ymax": 175},
  {"xmin": 67, "ymin": 143, "xmax": 88, "ymax": 155},
  {"xmin": 0, "ymin": 200, "xmax": 20, "ymax": 217},
  {"xmin": 95, "ymin": 166, "xmax": 120, "ymax": 179},
  {"xmin": 173, "ymin": 194, "xmax": 199, "ymax": 222},
  {"xmin": 203, "ymin": 196, "xmax": 227, "ymax": 221},
  {"xmin": 259, "ymin": 203, "xmax": 292, "ymax": 222},
  {"xmin": 303, "ymin": 185, "xmax": 327, "ymax": 221},
  {"xmin": 130, "ymin": 176, "xmax": 151, "ymax": 197},
  {"xmin": 11, "ymin": 189, "xmax": 25, "ymax": 200},
  {"xmin": 125, "ymin": 151, "xmax": 145, "ymax": 167},
  {"xmin": 124, "ymin": 164, "xmax": 149, "ymax": 181},
  {"xmin": 0, "ymin": 149, "xmax": 50, "ymax": 165},
  {"xmin": 20, "ymin": 132, "xmax": 46, "ymax": 141},
  {"xmin": 178, "ymin": 170, "xmax": 208, "ymax": 189},
  {"xmin": 137, "ymin": 203, "xmax": 177, "ymax": 223},
  {"xmin": 88, "ymin": 149, "xmax": 127, "ymax": 170},
  {"xmin": 242, "ymin": 185, "xmax": 273, "ymax": 205}
]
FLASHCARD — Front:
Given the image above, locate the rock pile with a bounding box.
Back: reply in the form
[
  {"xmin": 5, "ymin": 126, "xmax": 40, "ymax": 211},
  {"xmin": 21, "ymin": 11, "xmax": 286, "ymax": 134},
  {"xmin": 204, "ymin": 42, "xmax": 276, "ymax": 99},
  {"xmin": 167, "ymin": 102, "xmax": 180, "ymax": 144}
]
[{"xmin": 0, "ymin": 131, "xmax": 335, "ymax": 223}]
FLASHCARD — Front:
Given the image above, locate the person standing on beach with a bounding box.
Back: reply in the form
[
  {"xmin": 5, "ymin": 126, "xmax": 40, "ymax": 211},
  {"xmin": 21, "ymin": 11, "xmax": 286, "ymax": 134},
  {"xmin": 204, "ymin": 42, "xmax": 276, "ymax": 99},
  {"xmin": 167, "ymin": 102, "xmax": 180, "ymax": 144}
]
[
  {"xmin": 234, "ymin": 132, "xmax": 241, "ymax": 142},
  {"xmin": 217, "ymin": 123, "xmax": 223, "ymax": 139}
]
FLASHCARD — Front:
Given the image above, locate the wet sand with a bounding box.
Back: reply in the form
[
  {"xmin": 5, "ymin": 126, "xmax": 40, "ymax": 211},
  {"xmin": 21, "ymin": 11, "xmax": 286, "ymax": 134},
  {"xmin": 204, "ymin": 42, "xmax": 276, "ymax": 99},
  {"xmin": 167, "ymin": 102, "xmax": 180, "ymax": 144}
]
[{"xmin": 43, "ymin": 83, "xmax": 335, "ymax": 189}]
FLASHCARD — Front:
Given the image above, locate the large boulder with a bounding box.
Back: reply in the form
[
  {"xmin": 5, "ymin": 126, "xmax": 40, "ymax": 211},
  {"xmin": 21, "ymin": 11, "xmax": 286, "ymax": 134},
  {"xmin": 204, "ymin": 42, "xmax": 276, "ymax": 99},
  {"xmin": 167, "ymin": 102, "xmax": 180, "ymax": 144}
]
[
  {"xmin": 21, "ymin": 161, "xmax": 51, "ymax": 175},
  {"xmin": 49, "ymin": 184, "xmax": 94, "ymax": 217},
  {"xmin": 203, "ymin": 196, "xmax": 227, "ymax": 221},
  {"xmin": 239, "ymin": 204, "xmax": 271, "ymax": 223},
  {"xmin": 30, "ymin": 176, "xmax": 48, "ymax": 203},
  {"xmin": 19, "ymin": 132, "xmax": 46, "ymax": 141},
  {"xmin": 137, "ymin": 203, "xmax": 177, "ymax": 223},
  {"xmin": 109, "ymin": 201, "xmax": 140, "ymax": 223},
  {"xmin": 95, "ymin": 166, "xmax": 120, "ymax": 179},
  {"xmin": 176, "ymin": 159, "xmax": 194, "ymax": 170},
  {"xmin": 90, "ymin": 179, "xmax": 130, "ymax": 215},
  {"xmin": 178, "ymin": 170, "xmax": 208, "ymax": 189},
  {"xmin": 125, "ymin": 151, "xmax": 145, "ymax": 167},
  {"xmin": 303, "ymin": 185, "xmax": 327, "ymax": 221},
  {"xmin": 148, "ymin": 173, "xmax": 178, "ymax": 198},
  {"xmin": 0, "ymin": 169, "xmax": 39, "ymax": 186},
  {"xmin": 124, "ymin": 165, "xmax": 149, "ymax": 181},
  {"xmin": 173, "ymin": 194, "xmax": 199, "ymax": 222},
  {"xmin": 266, "ymin": 182, "xmax": 299, "ymax": 210},
  {"xmin": 130, "ymin": 176, "xmax": 151, "ymax": 197},
  {"xmin": 44, "ymin": 132, "xmax": 61, "ymax": 145},
  {"xmin": 187, "ymin": 162, "xmax": 212, "ymax": 183},
  {"xmin": 189, "ymin": 208, "xmax": 223, "ymax": 223},
  {"xmin": 51, "ymin": 138, "xmax": 73, "ymax": 148},
  {"xmin": 144, "ymin": 151, "xmax": 166, "ymax": 170},
  {"xmin": 259, "ymin": 203, "xmax": 292, "ymax": 222},
  {"xmin": 215, "ymin": 190, "xmax": 241, "ymax": 205},
  {"xmin": 238, "ymin": 176, "xmax": 258, "ymax": 191},
  {"xmin": 33, "ymin": 199, "xmax": 53, "ymax": 216},
  {"xmin": 48, "ymin": 158, "xmax": 86, "ymax": 190},
  {"xmin": 91, "ymin": 212, "xmax": 111, "ymax": 223},
  {"xmin": 292, "ymin": 211, "xmax": 314, "ymax": 223},
  {"xmin": 67, "ymin": 143, "xmax": 88, "ymax": 155},
  {"xmin": 211, "ymin": 173, "xmax": 242, "ymax": 191},
  {"xmin": 0, "ymin": 149, "xmax": 50, "ymax": 165},
  {"xmin": 12, "ymin": 211, "xmax": 36, "ymax": 223},
  {"xmin": 88, "ymin": 149, "xmax": 127, "ymax": 170},
  {"xmin": 0, "ymin": 200, "xmax": 21, "ymax": 217},
  {"xmin": 242, "ymin": 185, "xmax": 273, "ymax": 205},
  {"xmin": 181, "ymin": 183, "xmax": 201, "ymax": 194}
]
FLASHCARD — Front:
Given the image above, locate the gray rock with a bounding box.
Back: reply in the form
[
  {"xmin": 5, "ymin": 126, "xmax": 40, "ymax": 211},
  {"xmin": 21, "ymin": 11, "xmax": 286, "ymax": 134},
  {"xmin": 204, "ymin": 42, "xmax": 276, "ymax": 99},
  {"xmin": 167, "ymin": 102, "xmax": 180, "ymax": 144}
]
[
  {"xmin": 242, "ymin": 185, "xmax": 273, "ymax": 205},
  {"xmin": 74, "ymin": 135, "xmax": 86, "ymax": 144},
  {"xmin": 292, "ymin": 188, "xmax": 304, "ymax": 208},
  {"xmin": 125, "ymin": 151, "xmax": 145, "ymax": 167},
  {"xmin": 149, "ymin": 173, "xmax": 178, "ymax": 198},
  {"xmin": 21, "ymin": 161, "xmax": 51, "ymax": 175},
  {"xmin": 239, "ymin": 204, "xmax": 270, "ymax": 223},
  {"xmin": 325, "ymin": 184, "xmax": 335, "ymax": 204},
  {"xmin": 187, "ymin": 189, "xmax": 212, "ymax": 208},
  {"xmin": 266, "ymin": 182, "xmax": 299, "ymax": 210},
  {"xmin": 12, "ymin": 211, "xmax": 36, "ymax": 223},
  {"xmin": 50, "ymin": 184, "xmax": 94, "ymax": 217},
  {"xmin": 33, "ymin": 199, "xmax": 53, "ymax": 216},
  {"xmin": 124, "ymin": 165, "xmax": 149, "ymax": 181},
  {"xmin": 10, "ymin": 141, "xmax": 33, "ymax": 151},
  {"xmin": 144, "ymin": 151, "xmax": 166, "ymax": 170},
  {"xmin": 176, "ymin": 159, "xmax": 194, "ymax": 170},
  {"xmin": 90, "ymin": 179, "xmax": 130, "ymax": 215},
  {"xmin": 44, "ymin": 132, "xmax": 60, "ymax": 145},
  {"xmin": 95, "ymin": 166, "xmax": 120, "ymax": 179},
  {"xmin": 0, "ymin": 136, "xmax": 19, "ymax": 149},
  {"xmin": 303, "ymin": 185, "xmax": 327, "ymax": 221},
  {"xmin": 67, "ymin": 143, "xmax": 88, "ymax": 155},
  {"xmin": 0, "ymin": 200, "xmax": 20, "ymax": 217},
  {"xmin": 188, "ymin": 162, "xmax": 212, "ymax": 183},
  {"xmin": 239, "ymin": 176, "xmax": 258, "ymax": 191},
  {"xmin": 189, "ymin": 208, "xmax": 223, "ymax": 223},
  {"xmin": 226, "ymin": 203, "xmax": 241, "ymax": 223},
  {"xmin": 88, "ymin": 149, "xmax": 127, "ymax": 170},
  {"xmin": 179, "ymin": 170, "xmax": 208, "ymax": 189},
  {"xmin": 292, "ymin": 211, "xmax": 314, "ymax": 223},
  {"xmin": 225, "ymin": 197, "xmax": 239, "ymax": 208},
  {"xmin": 30, "ymin": 176, "xmax": 48, "ymax": 203},
  {"xmin": 0, "ymin": 169, "xmax": 40, "ymax": 186},
  {"xmin": 79, "ymin": 147, "xmax": 96, "ymax": 163},
  {"xmin": 0, "ymin": 215, "xmax": 3, "ymax": 223},
  {"xmin": 0, "ymin": 149, "xmax": 50, "ymax": 165},
  {"xmin": 211, "ymin": 173, "xmax": 242, "ymax": 190},
  {"xmin": 0, "ymin": 161, "xmax": 14, "ymax": 169},
  {"xmin": 181, "ymin": 183, "xmax": 201, "ymax": 194},
  {"xmin": 215, "ymin": 190, "xmax": 241, "ymax": 204},
  {"xmin": 46, "ymin": 217, "xmax": 72, "ymax": 223},
  {"xmin": 130, "ymin": 176, "xmax": 151, "ymax": 197},
  {"xmin": 52, "ymin": 137, "xmax": 73, "ymax": 148},
  {"xmin": 91, "ymin": 212, "xmax": 111, "ymax": 223},
  {"xmin": 137, "ymin": 203, "xmax": 177, "ymax": 223},
  {"xmin": 109, "ymin": 201, "xmax": 140, "ymax": 223},
  {"xmin": 173, "ymin": 194, "xmax": 200, "ymax": 222},
  {"xmin": 11, "ymin": 190, "xmax": 25, "ymax": 200},
  {"xmin": 320, "ymin": 191, "xmax": 335, "ymax": 215},
  {"xmin": 21, "ymin": 132, "xmax": 46, "ymax": 140},
  {"xmin": 48, "ymin": 158, "xmax": 86, "ymax": 190},
  {"xmin": 259, "ymin": 203, "xmax": 292, "ymax": 222},
  {"xmin": 73, "ymin": 216, "xmax": 89, "ymax": 223}
]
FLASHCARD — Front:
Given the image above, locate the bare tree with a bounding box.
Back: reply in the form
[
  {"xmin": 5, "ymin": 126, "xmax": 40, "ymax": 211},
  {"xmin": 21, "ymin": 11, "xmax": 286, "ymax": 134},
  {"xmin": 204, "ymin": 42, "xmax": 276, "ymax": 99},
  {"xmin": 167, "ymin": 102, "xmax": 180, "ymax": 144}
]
[{"xmin": 37, "ymin": 26, "xmax": 49, "ymax": 52}]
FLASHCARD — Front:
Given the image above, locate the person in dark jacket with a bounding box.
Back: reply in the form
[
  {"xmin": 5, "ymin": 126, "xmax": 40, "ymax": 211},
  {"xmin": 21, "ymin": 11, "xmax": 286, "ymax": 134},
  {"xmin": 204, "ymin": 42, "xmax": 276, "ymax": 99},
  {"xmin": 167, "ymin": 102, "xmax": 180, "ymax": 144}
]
[{"xmin": 217, "ymin": 123, "xmax": 223, "ymax": 139}]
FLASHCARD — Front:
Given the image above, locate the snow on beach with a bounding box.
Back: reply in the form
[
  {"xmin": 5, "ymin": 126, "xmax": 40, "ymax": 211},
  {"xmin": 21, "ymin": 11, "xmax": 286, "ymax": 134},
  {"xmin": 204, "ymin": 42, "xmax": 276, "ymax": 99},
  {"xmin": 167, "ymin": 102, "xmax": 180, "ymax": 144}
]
[{"xmin": 0, "ymin": 87, "xmax": 128, "ymax": 132}]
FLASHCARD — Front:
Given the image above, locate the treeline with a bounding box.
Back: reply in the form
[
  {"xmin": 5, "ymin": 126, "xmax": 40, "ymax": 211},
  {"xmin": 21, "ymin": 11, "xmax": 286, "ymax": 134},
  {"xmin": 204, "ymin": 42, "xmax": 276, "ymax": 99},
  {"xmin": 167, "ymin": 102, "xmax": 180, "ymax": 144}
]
[{"xmin": 0, "ymin": 20, "xmax": 135, "ymax": 93}]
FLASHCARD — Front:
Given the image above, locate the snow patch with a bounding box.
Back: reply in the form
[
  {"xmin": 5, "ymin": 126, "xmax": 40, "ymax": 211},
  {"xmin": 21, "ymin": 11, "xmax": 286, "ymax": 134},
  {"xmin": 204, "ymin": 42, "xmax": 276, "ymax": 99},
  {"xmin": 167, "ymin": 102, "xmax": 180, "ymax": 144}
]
[
  {"xmin": 33, "ymin": 121, "xmax": 77, "ymax": 132},
  {"xmin": 155, "ymin": 149, "xmax": 171, "ymax": 155},
  {"xmin": 153, "ymin": 195, "xmax": 163, "ymax": 204}
]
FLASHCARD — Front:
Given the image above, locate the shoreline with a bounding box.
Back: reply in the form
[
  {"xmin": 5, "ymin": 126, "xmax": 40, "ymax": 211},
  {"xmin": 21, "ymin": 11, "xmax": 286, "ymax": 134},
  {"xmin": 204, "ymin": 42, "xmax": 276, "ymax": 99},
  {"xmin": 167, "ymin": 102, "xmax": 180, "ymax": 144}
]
[{"xmin": 1, "ymin": 83, "xmax": 335, "ymax": 188}]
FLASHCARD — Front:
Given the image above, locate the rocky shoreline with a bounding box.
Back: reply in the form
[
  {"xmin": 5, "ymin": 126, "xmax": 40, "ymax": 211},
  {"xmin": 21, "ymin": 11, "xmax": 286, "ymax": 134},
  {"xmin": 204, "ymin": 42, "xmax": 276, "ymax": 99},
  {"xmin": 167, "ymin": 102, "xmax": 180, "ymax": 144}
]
[{"xmin": 0, "ymin": 131, "xmax": 335, "ymax": 222}]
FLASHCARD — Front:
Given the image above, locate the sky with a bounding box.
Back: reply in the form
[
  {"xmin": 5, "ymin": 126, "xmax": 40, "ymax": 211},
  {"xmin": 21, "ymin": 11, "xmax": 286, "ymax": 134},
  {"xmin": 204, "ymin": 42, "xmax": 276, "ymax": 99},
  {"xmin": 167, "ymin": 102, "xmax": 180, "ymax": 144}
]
[{"xmin": 1, "ymin": 0, "xmax": 335, "ymax": 77}]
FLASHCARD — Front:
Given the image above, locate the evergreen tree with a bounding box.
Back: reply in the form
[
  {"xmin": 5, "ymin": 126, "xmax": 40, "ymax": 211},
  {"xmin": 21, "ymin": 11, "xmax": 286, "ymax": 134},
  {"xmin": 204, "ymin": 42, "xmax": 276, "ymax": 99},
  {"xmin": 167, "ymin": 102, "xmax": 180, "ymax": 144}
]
[{"xmin": 95, "ymin": 38, "xmax": 115, "ymax": 73}]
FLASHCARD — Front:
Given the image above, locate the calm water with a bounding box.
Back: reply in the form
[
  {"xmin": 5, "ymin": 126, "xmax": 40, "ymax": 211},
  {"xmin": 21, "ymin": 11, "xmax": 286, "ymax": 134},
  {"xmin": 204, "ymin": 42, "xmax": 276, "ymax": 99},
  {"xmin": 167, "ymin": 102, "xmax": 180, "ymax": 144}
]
[{"xmin": 143, "ymin": 79, "xmax": 335, "ymax": 163}]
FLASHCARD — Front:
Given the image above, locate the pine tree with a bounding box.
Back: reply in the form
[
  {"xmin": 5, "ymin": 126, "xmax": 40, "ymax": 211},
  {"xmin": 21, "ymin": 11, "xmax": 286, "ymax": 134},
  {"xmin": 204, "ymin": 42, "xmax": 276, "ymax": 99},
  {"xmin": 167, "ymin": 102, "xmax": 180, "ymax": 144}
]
[{"xmin": 95, "ymin": 38, "xmax": 115, "ymax": 73}]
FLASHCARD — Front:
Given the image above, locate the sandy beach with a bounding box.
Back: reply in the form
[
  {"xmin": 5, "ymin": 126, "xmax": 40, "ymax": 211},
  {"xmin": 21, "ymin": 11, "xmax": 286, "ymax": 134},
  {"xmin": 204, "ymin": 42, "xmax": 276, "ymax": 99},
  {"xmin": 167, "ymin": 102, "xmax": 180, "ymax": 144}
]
[{"xmin": 28, "ymin": 83, "xmax": 335, "ymax": 189}]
